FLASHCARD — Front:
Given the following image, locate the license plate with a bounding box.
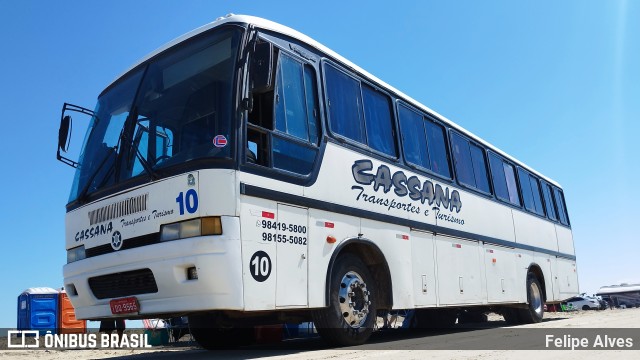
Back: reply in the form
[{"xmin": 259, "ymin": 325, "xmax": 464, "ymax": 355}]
[{"xmin": 109, "ymin": 297, "xmax": 139, "ymax": 314}]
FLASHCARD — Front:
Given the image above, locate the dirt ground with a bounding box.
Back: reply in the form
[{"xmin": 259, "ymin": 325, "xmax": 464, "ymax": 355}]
[{"xmin": 2, "ymin": 308, "xmax": 639, "ymax": 359}]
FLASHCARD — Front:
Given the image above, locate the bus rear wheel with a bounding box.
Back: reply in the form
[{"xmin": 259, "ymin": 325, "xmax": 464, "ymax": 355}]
[
  {"xmin": 518, "ymin": 272, "xmax": 544, "ymax": 323},
  {"xmin": 313, "ymin": 253, "xmax": 377, "ymax": 346}
]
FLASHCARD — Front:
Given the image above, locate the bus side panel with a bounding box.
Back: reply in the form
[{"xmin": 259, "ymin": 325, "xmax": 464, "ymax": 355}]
[
  {"xmin": 532, "ymin": 253, "xmax": 556, "ymax": 302},
  {"xmin": 307, "ymin": 209, "xmax": 361, "ymax": 308},
  {"xmin": 361, "ymin": 218, "xmax": 413, "ymax": 309},
  {"xmin": 435, "ymin": 235, "xmax": 485, "ymax": 305},
  {"xmin": 512, "ymin": 210, "xmax": 557, "ymax": 250},
  {"xmin": 435, "ymin": 190, "xmax": 516, "ymax": 243},
  {"xmin": 555, "ymin": 225, "xmax": 575, "ymax": 256},
  {"xmin": 410, "ymin": 230, "xmax": 437, "ymax": 307},
  {"xmin": 240, "ymin": 196, "xmax": 278, "ymax": 311},
  {"xmin": 556, "ymin": 258, "xmax": 579, "ymax": 298},
  {"xmin": 275, "ymin": 204, "xmax": 308, "ymax": 307},
  {"xmin": 483, "ymin": 244, "xmax": 519, "ymax": 303}
]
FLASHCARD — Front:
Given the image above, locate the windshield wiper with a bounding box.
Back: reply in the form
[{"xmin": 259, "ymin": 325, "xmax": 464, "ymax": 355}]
[
  {"xmin": 134, "ymin": 146, "xmax": 158, "ymax": 181},
  {"xmin": 76, "ymin": 145, "xmax": 117, "ymax": 203},
  {"xmin": 128, "ymin": 118, "xmax": 159, "ymax": 181}
]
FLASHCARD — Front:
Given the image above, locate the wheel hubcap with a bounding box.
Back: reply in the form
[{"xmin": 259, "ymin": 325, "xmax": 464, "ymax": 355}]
[
  {"xmin": 338, "ymin": 271, "xmax": 371, "ymax": 328},
  {"xmin": 530, "ymin": 281, "xmax": 543, "ymax": 316}
]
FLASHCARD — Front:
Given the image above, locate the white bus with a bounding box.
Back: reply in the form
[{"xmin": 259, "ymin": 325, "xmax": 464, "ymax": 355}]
[{"xmin": 57, "ymin": 14, "xmax": 578, "ymax": 348}]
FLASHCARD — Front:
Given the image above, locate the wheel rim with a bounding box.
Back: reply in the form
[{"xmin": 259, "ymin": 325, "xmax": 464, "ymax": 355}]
[
  {"xmin": 530, "ymin": 281, "xmax": 543, "ymax": 316},
  {"xmin": 338, "ymin": 271, "xmax": 371, "ymax": 328}
]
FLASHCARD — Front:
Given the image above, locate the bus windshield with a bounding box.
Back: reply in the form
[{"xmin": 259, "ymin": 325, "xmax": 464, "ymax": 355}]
[{"xmin": 68, "ymin": 28, "xmax": 242, "ymax": 203}]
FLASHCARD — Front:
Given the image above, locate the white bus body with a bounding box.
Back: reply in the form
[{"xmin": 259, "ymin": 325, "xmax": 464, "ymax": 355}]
[{"xmin": 59, "ymin": 15, "xmax": 578, "ymax": 347}]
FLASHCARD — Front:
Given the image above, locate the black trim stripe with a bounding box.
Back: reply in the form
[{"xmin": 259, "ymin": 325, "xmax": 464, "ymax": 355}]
[{"xmin": 240, "ymin": 183, "xmax": 576, "ymax": 261}]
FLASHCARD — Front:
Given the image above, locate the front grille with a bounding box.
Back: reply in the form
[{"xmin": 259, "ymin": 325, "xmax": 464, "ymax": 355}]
[
  {"xmin": 88, "ymin": 268, "xmax": 158, "ymax": 299},
  {"xmin": 85, "ymin": 233, "xmax": 160, "ymax": 258}
]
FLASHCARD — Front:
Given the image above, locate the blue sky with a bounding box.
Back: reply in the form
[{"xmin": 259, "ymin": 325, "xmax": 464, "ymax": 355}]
[{"xmin": 0, "ymin": 1, "xmax": 637, "ymax": 328}]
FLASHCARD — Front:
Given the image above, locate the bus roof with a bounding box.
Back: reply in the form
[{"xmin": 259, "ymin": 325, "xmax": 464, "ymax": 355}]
[{"xmin": 108, "ymin": 14, "xmax": 562, "ymax": 188}]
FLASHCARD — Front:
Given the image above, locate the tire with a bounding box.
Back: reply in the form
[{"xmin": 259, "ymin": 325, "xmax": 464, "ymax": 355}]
[
  {"xmin": 517, "ymin": 272, "xmax": 544, "ymax": 323},
  {"xmin": 582, "ymin": 305, "xmax": 590, "ymax": 311},
  {"xmin": 312, "ymin": 253, "xmax": 378, "ymax": 346},
  {"xmin": 188, "ymin": 314, "xmax": 254, "ymax": 350}
]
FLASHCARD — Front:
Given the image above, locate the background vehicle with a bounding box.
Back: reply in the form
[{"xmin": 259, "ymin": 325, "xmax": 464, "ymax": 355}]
[
  {"xmin": 597, "ymin": 284, "xmax": 640, "ymax": 309},
  {"xmin": 563, "ymin": 296, "xmax": 600, "ymax": 310},
  {"xmin": 56, "ymin": 14, "xmax": 578, "ymax": 348}
]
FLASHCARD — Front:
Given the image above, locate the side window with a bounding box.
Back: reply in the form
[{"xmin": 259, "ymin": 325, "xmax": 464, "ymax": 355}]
[
  {"xmin": 324, "ymin": 64, "xmax": 364, "ymax": 142},
  {"xmin": 489, "ymin": 153, "xmax": 509, "ymax": 201},
  {"xmin": 451, "ymin": 132, "xmax": 490, "ymax": 193},
  {"xmin": 541, "ymin": 181, "xmax": 558, "ymax": 221},
  {"xmin": 553, "ymin": 187, "xmax": 570, "ymax": 225},
  {"xmin": 362, "ymin": 85, "xmax": 395, "ymax": 156},
  {"xmin": 518, "ymin": 168, "xmax": 545, "ymax": 216},
  {"xmin": 324, "ymin": 63, "xmax": 397, "ymax": 157},
  {"xmin": 247, "ymin": 46, "xmax": 320, "ymax": 176},
  {"xmin": 275, "ymin": 54, "xmax": 309, "ymax": 139},
  {"xmin": 425, "ymin": 120, "xmax": 451, "ymax": 178},
  {"xmin": 398, "ymin": 105, "xmax": 451, "ymax": 178},
  {"xmin": 530, "ymin": 177, "xmax": 545, "ymax": 215},
  {"xmin": 503, "ymin": 162, "xmax": 520, "ymax": 205},
  {"xmin": 398, "ymin": 105, "xmax": 429, "ymax": 169}
]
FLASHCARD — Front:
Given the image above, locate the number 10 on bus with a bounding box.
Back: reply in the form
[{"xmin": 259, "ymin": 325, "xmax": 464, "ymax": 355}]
[{"xmin": 176, "ymin": 189, "xmax": 198, "ymax": 215}]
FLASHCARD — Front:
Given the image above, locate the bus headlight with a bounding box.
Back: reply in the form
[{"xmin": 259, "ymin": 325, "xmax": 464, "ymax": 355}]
[
  {"xmin": 160, "ymin": 217, "xmax": 222, "ymax": 242},
  {"xmin": 67, "ymin": 246, "xmax": 86, "ymax": 263}
]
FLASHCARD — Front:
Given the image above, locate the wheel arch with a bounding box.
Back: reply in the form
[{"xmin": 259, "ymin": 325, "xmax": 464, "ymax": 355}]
[
  {"xmin": 324, "ymin": 238, "xmax": 393, "ymax": 310},
  {"xmin": 527, "ymin": 263, "xmax": 547, "ymax": 302}
]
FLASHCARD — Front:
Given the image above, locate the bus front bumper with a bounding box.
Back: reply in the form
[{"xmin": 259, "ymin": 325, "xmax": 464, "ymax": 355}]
[{"xmin": 63, "ymin": 217, "xmax": 243, "ymax": 320}]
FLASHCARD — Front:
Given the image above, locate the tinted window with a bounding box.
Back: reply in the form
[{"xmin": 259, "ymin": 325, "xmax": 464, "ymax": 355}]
[
  {"xmin": 489, "ymin": 153, "xmax": 509, "ymax": 201},
  {"xmin": 425, "ymin": 120, "xmax": 451, "ymax": 178},
  {"xmin": 399, "ymin": 105, "xmax": 451, "ymax": 178},
  {"xmin": 452, "ymin": 133, "xmax": 476, "ymax": 187},
  {"xmin": 452, "ymin": 132, "xmax": 490, "ymax": 192},
  {"xmin": 541, "ymin": 182, "xmax": 558, "ymax": 221},
  {"xmin": 362, "ymin": 85, "xmax": 396, "ymax": 156},
  {"xmin": 303, "ymin": 66, "xmax": 319, "ymax": 144},
  {"xmin": 504, "ymin": 162, "xmax": 520, "ymax": 205},
  {"xmin": 246, "ymin": 48, "xmax": 320, "ymax": 176},
  {"xmin": 272, "ymin": 136, "xmax": 316, "ymax": 174},
  {"xmin": 553, "ymin": 187, "xmax": 570, "ymax": 225},
  {"xmin": 470, "ymin": 144, "xmax": 490, "ymax": 193},
  {"xmin": 518, "ymin": 168, "xmax": 545, "ymax": 216},
  {"xmin": 325, "ymin": 65, "xmax": 364, "ymax": 142},
  {"xmin": 489, "ymin": 153, "xmax": 521, "ymax": 206},
  {"xmin": 399, "ymin": 105, "xmax": 429, "ymax": 169},
  {"xmin": 530, "ymin": 177, "xmax": 545, "ymax": 215},
  {"xmin": 518, "ymin": 168, "xmax": 535, "ymax": 212},
  {"xmin": 325, "ymin": 63, "xmax": 397, "ymax": 156}
]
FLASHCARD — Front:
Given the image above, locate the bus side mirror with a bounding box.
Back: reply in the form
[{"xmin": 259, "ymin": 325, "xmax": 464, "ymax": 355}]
[
  {"xmin": 59, "ymin": 115, "xmax": 72, "ymax": 153},
  {"xmin": 251, "ymin": 42, "xmax": 273, "ymax": 93},
  {"xmin": 57, "ymin": 103, "xmax": 96, "ymax": 168}
]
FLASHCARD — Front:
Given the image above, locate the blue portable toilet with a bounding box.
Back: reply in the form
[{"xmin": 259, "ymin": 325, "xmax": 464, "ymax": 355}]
[{"xmin": 17, "ymin": 287, "xmax": 59, "ymax": 334}]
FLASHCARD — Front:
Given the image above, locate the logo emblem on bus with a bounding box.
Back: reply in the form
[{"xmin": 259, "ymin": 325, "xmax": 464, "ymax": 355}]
[
  {"xmin": 213, "ymin": 135, "xmax": 227, "ymax": 148},
  {"xmin": 111, "ymin": 231, "xmax": 123, "ymax": 251},
  {"xmin": 187, "ymin": 174, "xmax": 196, "ymax": 187}
]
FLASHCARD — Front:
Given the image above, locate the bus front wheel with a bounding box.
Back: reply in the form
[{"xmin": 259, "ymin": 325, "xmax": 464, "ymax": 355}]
[{"xmin": 313, "ymin": 253, "xmax": 377, "ymax": 346}]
